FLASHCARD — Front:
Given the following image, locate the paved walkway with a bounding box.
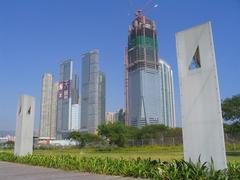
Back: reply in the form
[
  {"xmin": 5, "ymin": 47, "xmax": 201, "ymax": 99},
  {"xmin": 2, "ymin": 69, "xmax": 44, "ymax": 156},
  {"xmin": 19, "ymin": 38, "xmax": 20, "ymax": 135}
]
[{"xmin": 0, "ymin": 161, "xmax": 136, "ymax": 180}]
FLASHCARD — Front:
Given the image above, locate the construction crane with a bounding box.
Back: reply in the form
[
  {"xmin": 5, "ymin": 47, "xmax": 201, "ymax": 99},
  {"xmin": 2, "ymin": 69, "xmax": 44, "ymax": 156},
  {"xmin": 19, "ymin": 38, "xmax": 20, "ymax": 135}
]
[{"xmin": 127, "ymin": 0, "xmax": 159, "ymax": 17}]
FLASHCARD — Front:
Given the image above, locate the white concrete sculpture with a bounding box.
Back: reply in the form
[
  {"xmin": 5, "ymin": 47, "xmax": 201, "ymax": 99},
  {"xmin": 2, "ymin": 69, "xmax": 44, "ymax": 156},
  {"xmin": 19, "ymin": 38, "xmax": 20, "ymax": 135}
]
[
  {"xmin": 14, "ymin": 95, "xmax": 35, "ymax": 156},
  {"xmin": 176, "ymin": 22, "xmax": 226, "ymax": 170}
]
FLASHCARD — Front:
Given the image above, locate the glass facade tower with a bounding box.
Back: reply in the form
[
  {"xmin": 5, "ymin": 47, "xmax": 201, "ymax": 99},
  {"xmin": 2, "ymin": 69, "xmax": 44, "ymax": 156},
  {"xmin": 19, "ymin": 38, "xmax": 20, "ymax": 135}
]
[
  {"xmin": 98, "ymin": 71, "xmax": 106, "ymax": 125},
  {"xmin": 56, "ymin": 60, "xmax": 73, "ymax": 139},
  {"xmin": 159, "ymin": 59, "xmax": 176, "ymax": 128},
  {"xmin": 50, "ymin": 82, "xmax": 58, "ymax": 139},
  {"xmin": 81, "ymin": 50, "xmax": 105, "ymax": 133}
]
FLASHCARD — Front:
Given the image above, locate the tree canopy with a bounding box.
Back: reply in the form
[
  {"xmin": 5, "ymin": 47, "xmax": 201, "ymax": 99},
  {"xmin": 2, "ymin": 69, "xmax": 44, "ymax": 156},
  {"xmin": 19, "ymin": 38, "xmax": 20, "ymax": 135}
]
[
  {"xmin": 68, "ymin": 131, "xmax": 101, "ymax": 147},
  {"xmin": 98, "ymin": 122, "xmax": 127, "ymax": 147},
  {"xmin": 222, "ymin": 94, "xmax": 240, "ymax": 122},
  {"xmin": 97, "ymin": 122, "xmax": 182, "ymax": 147}
]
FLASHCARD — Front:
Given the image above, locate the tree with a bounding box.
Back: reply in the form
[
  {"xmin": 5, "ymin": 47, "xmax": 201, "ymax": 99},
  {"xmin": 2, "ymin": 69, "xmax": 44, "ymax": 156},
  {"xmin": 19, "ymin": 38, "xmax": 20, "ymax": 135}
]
[
  {"xmin": 222, "ymin": 94, "xmax": 240, "ymax": 122},
  {"xmin": 81, "ymin": 133, "xmax": 102, "ymax": 146},
  {"xmin": 68, "ymin": 131, "xmax": 102, "ymax": 147},
  {"xmin": 140, "ymin": 124, "xmax": 168, "ymax": 139},
  {"xmin": 98, "ymin": 122, "xmax": 127, "ymax": 147},
  {"xmin": 68, "ymin": 131, "xmax": 82, "ymax": 147},
  {"xmin": 125, "ymin": 126, "xmax": 140, "ymax": 139}
]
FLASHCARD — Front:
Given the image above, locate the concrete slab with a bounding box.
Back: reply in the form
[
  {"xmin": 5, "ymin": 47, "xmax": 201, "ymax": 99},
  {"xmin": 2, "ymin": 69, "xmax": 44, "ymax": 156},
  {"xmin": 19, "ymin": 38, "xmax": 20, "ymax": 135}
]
[
  {"xmin": 176, "ymin": 22, "xmax": 226, "ymax": 170},
  {"xmin": 0, "ymin": 161, "xmax": 136, "ymax": 180}
]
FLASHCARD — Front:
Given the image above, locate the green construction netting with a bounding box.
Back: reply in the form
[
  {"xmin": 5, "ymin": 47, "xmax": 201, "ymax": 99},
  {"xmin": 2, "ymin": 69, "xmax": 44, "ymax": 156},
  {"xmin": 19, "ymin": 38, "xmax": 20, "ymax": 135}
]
[{"xmin": 128, "ymin": 36, "xmax": 157, "ymax": 50}]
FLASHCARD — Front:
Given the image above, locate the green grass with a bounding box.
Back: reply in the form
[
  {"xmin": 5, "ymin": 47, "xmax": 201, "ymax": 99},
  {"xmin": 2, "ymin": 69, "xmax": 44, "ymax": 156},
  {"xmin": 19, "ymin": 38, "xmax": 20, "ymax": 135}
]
[
  {"xmin": 2, "ymin": 145, "xmax": 240, "ymax": 163},
  {"xmin": 29, "ymin": 145, "xmax": 240, "ymax": 163},
  {"xmin": 35, "ymin": 148, "xmax": 183, "ymax": 162},
  {"xmin": 32, "ymin": 145, "xmax": 182, "ymax": 161}
]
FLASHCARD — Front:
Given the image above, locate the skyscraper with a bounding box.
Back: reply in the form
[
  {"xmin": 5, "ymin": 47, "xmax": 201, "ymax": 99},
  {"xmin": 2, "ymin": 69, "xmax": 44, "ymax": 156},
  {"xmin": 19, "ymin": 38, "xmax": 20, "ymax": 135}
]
[
  {"xmin": 125, "ymin": 11, "xmax": 162, "ymax": 127},
  {"xmin": 39, "ymin": 73, "xmax": 53, "ymax": 139},
  {"xmin": 72, "ymin": 74, "xmax": 80, "ymax": 104},
  {"xmin": 81, "ymin": 50, "xmax": 105, "ymax": 133},
  {"xmin": 56, "ymin": 60, "xmax": 73, "ymax": 139},
  {"xmin": 71, "ymin": 104, "xmax": 81, "ymax": 130},
  {"xmin": 50, "ymin": 82, "xmax": 58, "ymax": 139},
  {"xmin": 159, "ymin": 59, "xmax": 176, "ymax": 128},
  {"xmin": 70, "ymin": 73, "xmax": 80, "ymax": 131},
  {"xmin": 98, "ymin": 71, "xmax": 106, "ymax": 125}
]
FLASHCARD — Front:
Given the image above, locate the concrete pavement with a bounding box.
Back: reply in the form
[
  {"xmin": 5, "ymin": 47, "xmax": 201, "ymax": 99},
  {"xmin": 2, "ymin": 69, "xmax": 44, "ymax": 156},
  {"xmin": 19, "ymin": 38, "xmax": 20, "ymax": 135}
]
[{"xmin": 0, "ymin": 161, "xmax": 136, "ymax": 180}]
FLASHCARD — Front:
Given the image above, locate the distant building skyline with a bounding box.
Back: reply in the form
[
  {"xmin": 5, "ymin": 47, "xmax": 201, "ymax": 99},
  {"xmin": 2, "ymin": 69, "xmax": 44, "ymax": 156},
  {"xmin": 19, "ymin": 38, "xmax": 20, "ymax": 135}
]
[
  {"xmin": 105, "ymin": 109, "xmax": 124, "ymax": 124},
  {"xmin": 1, "ymin": 1, "xmax": 239, "ymax": 131},
  {"xmin": 40, "ymin": 62, "xmax": 80, "ymax": 140},
  {"xmin": 105, "ymin": 112, "xmax": 115, "ymax": 124}
]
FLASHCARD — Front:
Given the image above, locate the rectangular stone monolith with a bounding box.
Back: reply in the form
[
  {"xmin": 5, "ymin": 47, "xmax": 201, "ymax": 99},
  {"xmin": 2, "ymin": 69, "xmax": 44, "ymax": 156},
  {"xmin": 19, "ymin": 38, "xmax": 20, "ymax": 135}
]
[
  {"xmin": 176, "ymin": 22, "xmax": 226, "ymax": 170},
  {"xmin": 14, "ymin": 95, "xmax": 35, "ymax": 156}
]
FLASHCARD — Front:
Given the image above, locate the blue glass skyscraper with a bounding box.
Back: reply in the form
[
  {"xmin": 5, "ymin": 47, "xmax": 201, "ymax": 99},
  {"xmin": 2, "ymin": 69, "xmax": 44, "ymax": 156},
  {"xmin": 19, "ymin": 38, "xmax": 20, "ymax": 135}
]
[
  {"xmin": 81, "ymin": 50, "xmax": 105, "ymax": 133},
  {"xmin": 125, "ymin": 11, "xmax": 176, "ymax": 128}
]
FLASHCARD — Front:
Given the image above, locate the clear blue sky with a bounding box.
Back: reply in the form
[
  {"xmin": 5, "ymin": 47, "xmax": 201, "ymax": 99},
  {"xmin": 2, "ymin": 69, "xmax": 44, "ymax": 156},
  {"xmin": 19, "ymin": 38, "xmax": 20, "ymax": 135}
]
[{"xmin": 0, "ymin": 0, "xmax": 239, "ymax": 131}]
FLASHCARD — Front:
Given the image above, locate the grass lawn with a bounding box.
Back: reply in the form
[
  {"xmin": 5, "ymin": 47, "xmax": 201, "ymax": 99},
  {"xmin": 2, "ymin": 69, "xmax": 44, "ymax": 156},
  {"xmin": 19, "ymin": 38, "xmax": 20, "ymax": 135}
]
[
  {"xmin": 2, "ymin": 145, "xmax": 239, "ymax": 163},
  {"xmin": 35, "ymin": 147, "xmax": 183, "ymax": 161},
  {"xmin": 31, "ymin": 145, "xmax": 240, "ymax": 163}
]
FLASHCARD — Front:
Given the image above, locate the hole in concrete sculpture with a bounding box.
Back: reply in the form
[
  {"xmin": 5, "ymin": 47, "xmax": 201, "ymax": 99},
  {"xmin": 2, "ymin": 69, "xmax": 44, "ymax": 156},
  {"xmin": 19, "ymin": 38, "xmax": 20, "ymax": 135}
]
[
  {"xmin": 18, "ymin": 107, "xmax": 21, "ymax": 115},
  {"xmin": 27, "ymin": 107, "xmax": 31, "ymax": 114},
  {"xmin": 189, "ymin": 46, "xmax": 201, "ymax": 70}
]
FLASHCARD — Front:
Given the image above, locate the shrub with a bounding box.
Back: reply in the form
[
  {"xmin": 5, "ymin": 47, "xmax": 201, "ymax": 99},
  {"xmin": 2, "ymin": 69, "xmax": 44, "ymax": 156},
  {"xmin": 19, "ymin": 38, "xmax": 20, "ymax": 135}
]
[{"xmin": 0, "ymin": 152, "xmax": 239, "ymax": 179}]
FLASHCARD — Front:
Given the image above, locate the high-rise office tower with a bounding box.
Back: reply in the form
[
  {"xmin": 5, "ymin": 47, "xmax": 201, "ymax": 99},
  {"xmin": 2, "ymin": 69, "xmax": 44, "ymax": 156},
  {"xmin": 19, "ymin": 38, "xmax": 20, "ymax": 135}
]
[
  {"xmin": 159, "ymin": 59, "xmax": 176, "ymax": 128},
  {"xmin": 50, "ymin": 82, "xmax": 58, "ymax": 139},
  {"xmin": 70, "ymin": 73, "xmax": 80, "ymax": 131},
  {"xmin": 56, "ymin": 60, "xmax": 73, "ymax": 139},
  {"xmin": 125, "ymin": 10, "xmax": 162, "ymax": 127},
  {"xmin": 98, "ymin": 71, "xmax": 106, "ymax": 125},
  {"xmin": 81, "ymin": 50, "xmax": 105, "ymax": 133},
  {"xmin": 39, "ymin": 73, "xmax": 53, "ymax": 139},
  {"xmin": 71, "ymin": 104, "xmax": 81, "ymax": 130},
  {"xmin": 72, "ymin": 74, "xmax": 80, "ymax": 104}
]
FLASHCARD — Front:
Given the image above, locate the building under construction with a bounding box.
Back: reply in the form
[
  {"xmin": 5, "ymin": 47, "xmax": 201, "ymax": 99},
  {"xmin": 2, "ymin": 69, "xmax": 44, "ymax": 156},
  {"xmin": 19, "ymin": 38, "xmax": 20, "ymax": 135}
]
[
  {"xmin": 125, "ymin": 10, "xmax": 160, "ymax": 127},
  {"xmin": 125, "ymin": 10, "xmax": 176, "ymax": 128}
]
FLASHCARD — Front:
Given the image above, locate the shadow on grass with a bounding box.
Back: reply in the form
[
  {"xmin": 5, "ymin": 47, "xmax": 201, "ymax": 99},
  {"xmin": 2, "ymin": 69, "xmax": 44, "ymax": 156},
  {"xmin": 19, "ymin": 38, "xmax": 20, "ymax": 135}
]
[{"xmin": 226, "ymin": 151, "xmax": 240, "ymax": 156}]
